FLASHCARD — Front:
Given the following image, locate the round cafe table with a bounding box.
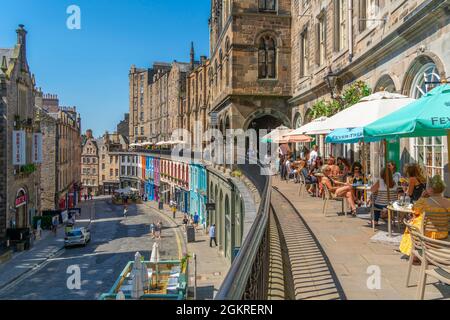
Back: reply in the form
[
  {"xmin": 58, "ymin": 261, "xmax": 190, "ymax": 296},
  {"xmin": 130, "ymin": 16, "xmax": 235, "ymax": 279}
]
[{"xmin": 387, "ymin": 204, "xmax": 414, "ymax": 237}]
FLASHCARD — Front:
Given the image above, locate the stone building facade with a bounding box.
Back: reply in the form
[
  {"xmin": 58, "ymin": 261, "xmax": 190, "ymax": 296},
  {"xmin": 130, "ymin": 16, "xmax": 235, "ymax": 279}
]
[
  {"xmin": 290, "ymin": 0, "xmax": 449, "ymax": 179},
  {"xmin": 0, "ymin": 25, "xmax": 41, "ymax": 237},
  {"xmin": 36, "ymin": 93, "xmax": 82, "ymax": 211},
  {"xmin": 208, "ymin": 0, "xmax": 292, "ymax": 137},
  {"xmin": 98, "ymin": 132, "xmax": 129, "ymax": 194},
  {"xmin": 81, "ymin": 130, "xmax": 99, "ymax": 196}
]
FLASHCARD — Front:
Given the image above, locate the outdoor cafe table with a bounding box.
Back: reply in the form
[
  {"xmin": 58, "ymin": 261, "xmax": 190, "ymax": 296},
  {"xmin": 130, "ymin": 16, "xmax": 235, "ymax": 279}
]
[
  {"xmin": 354, "ymin": 184, "xmax": 372, "ymax": 207},
  {"xmin": 387, "ymin": 204, "xmax": 414, "ymax": 237}
]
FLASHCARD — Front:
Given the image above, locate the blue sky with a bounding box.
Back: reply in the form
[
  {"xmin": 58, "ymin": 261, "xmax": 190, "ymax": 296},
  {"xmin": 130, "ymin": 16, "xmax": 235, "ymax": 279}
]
[{"xmin": 0, "ymin": 0, "xmax": 210, "ymax": 137}]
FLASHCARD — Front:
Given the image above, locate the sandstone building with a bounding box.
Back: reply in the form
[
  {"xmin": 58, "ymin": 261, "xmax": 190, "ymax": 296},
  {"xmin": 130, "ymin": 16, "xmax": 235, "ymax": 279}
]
[
  {"xmin": 117, "ymin": 113, "xmax": 129, "ymax": 139},
  {"xmin": 81, "ymin": 130, "xmax": 99, "ymax": 197},
  {"xmin": 0, "ymin": 25, "xmax": 41, "ymax": 237},
  {"xmin": 290, "ymin": 0, "xmax": 449, "ymax": 179},
  {"xmin": 98, "ymin": 131, "xmax": 129, "ymax": 194},
  {"xmin": 36, "ymin": 93, "xmax": 82, "ymax": 211}
]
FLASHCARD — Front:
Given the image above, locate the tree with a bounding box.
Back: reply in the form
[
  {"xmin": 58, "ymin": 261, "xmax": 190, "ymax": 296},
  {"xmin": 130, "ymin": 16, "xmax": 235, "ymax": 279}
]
[{"xmin": 311, "ymin": 81, "xmax": 372, "ymax": 119}]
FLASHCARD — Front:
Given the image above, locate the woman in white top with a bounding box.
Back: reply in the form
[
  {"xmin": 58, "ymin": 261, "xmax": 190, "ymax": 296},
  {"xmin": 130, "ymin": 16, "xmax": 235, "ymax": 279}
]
[{"xmin": 370, "ymin": 168, "xmax": 398, "ymax": 226}]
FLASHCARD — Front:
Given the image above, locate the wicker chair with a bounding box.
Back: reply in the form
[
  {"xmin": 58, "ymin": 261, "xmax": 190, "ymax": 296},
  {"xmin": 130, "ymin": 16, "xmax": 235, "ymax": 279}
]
[
  {"xmin": 404, "ymin": 220, "xmax": 424, "ymax": 287},
  {"xmin": 416, "ymin": 234, "xmax": 450, "ymax": 300},
  {"xmin": 322, "ymin": 183, "xmax": 345, "ymax": 217}
]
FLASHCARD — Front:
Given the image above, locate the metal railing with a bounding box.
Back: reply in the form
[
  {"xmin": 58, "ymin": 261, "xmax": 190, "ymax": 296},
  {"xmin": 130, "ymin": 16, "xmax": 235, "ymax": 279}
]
[{"xmin": 215, "ymin": 160, "xmax": 272, "ymax": 300}]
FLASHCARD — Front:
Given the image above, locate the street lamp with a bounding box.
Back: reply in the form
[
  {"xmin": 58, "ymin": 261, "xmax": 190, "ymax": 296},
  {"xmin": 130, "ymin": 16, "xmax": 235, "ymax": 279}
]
[{"xmin": 325, "ymin": 67, "xmax": 338, "ymax": 99}]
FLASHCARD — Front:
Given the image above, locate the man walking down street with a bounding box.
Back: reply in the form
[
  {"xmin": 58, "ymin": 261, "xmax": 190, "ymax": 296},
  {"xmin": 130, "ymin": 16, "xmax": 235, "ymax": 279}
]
[
  {"xmin": 209, "ymin": 224, "xmax": 217, "ymax": 247},
  {"xmin": 193, "ymin": 212, "xmax": 199, "ymax": 232}
]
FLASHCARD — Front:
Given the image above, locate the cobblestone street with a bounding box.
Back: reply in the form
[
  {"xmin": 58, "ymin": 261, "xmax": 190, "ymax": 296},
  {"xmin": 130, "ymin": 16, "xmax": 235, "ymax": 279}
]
[{"xmin": 0, "ymin": 198, "xmax": 180, "ymax": 300}]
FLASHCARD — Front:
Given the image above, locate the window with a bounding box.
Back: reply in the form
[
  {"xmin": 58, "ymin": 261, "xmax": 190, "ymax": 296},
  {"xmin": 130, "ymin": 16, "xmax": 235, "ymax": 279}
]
[
  {"xmin": 102, "ymin": 154, "xmax": 105, "ymax": 160},
  {"xmin": 102, "ymin": 163, "xmax": 105, "ymax": 170},
  {"xmin": 115, "ymin": 169, "xmax": 119, "ymax": 177},
  {"xmin": 121, "ymin": 166, "xmax": 126, "ymax": 175},
  {"xmin": 316, "ymin": 15, "xmax": 326, "ymax": 66},
  {"xmin": 141, "ymin": 127, "xmax": 144, "ymax": 135},
  {"xmin": 258, "ymin": 36, "xmax": 276, "ymax": 79},
  {"xmin": 410, "ymin": 62, "xmax": 445, "ymax": 178},
  {"xmin": 300, "ymin": 29, "xmax": 309, "ymax": 77},
  {"xmin": 259, "ymin": 0, "xmax": 276, "ymax": 11},
  {"xmin": 334, "ymin": 0, "xmax": 346, "ymax": 52},
  {"xmin": 110, "ymin": 169, "xmax": 113, "ymax": 177},
  {"xmin": 359, "ymin": 0, "xmax": 379, "ymax": 31},
  {"xmin": 102, "ymin": 175, "xmax": 105, "ymax": 181}
]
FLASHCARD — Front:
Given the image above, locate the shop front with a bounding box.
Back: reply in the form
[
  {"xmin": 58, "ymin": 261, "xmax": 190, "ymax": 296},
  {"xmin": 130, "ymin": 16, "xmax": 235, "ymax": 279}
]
[{"xmin": 14, "ymin": 189, "xmax": 28, "ymax": 229}]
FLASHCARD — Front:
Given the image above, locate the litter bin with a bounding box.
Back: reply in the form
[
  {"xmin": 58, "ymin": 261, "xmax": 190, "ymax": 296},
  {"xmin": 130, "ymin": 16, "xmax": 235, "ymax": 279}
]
[{"xmin": 186, "ymin": 225, "xmax": 196, "ymax": 243}]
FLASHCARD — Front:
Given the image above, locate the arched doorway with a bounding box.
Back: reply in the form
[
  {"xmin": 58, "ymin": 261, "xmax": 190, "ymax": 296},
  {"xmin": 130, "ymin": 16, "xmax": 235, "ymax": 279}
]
[{"xmin": 15, "ymin": 189, "xmax": 28, "ymax": 229}]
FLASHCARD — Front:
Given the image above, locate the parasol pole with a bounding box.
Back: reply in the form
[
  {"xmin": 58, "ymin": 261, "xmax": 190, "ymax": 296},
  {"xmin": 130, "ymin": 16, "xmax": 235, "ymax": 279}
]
[
  {"xmin": 447, "ymin": 130, "xmax": 450, "ymax": 176},
  {"xmin": 384, "ymin": 139, "xmax": 391, "ymax": 204}
]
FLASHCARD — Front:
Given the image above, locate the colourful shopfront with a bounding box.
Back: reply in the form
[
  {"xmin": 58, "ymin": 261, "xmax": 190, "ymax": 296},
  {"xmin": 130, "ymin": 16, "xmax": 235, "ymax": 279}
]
[{"xmin": 189, "ymin": 163, "xmax": 207, "ymax": 226}]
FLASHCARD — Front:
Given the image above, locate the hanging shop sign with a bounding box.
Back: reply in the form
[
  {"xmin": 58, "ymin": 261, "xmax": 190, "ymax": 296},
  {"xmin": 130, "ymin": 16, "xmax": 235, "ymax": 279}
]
[
  {"xmin": 32, "ymin": 133, "xmax": 43, "ymax": 163},
  {"xmin": 12, "ymin": 130, "xmax": 26, "ymax": 165},
  {"xmin": 15, "ymin": 194, "xmax": 28, "ymax": 208}
]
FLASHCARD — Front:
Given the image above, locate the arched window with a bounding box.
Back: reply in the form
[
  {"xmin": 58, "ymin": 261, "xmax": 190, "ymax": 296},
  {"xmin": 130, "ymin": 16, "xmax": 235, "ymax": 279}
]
[
  {"xmin": 375, "ymin": 75, "xmax": 396, "ymax": 93},
  {"xmin": 258, "ymin": 36, "xmax": 276, "ymax": 79},
  {"xmin": 408, "ymin": 61, "xmax": 444, "ymax": 178}
]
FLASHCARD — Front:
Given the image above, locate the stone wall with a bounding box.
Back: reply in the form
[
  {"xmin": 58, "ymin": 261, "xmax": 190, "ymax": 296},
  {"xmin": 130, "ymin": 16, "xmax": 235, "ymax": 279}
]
[{"xmin": 39, "ymin": 113, "xmax": 57, "ymax": 210}]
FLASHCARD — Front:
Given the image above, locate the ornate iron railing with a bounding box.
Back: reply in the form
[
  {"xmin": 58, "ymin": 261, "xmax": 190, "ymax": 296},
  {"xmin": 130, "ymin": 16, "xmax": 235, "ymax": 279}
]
[{"xmin": 215, "ymin": 161, "xmax": 272, "ymax": 300}]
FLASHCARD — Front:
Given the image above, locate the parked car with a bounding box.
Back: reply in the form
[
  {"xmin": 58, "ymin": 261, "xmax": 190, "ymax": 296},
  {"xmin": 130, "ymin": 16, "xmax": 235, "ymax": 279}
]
[{"xmin": 64, "ymin": 228, "xmax": 91, "ymax": 248}]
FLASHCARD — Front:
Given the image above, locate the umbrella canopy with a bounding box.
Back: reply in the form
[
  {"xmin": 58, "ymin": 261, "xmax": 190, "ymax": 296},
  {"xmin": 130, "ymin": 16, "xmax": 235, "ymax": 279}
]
[
  {"xmin": 141, "ymin": 142, "xmax": 153, "ymax": 146},
  {"xmin": 364, "ymin": 84, "xmax": 450, "ymax": 139},
  {"xmin": 261, "ymin": 126, "xmax": 292, "ymax": 143},
  {"xmin": 282, "ymin": 134, "xmax": 314, "ymax": 144},
  {"xmin": 150, "ymin": 242, "xmax": 160, "ymax": 264},
  {"xmin": 287, "ymin": 117, "xmax": 330, "ymax": 136}
]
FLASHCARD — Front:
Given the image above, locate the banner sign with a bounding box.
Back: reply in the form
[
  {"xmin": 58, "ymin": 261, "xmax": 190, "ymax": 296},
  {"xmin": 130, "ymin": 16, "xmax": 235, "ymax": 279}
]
[
  {"xmin": 12, "ymin": 130, "xmax": 26, "ymax": 165},
  {"xmin": 32, "ymin": 133, "xmax": 43, "ymax": 163},
  {"xmin": 15, "ymin": 194, "xmax": 28, "ymax": 207}
]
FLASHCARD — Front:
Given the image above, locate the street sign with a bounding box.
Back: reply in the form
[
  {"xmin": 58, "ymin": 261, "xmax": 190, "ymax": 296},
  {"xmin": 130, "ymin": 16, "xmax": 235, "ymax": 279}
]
[{"xmin": 205, "ymin": 203, "xmax": 216, "ymax": 211}]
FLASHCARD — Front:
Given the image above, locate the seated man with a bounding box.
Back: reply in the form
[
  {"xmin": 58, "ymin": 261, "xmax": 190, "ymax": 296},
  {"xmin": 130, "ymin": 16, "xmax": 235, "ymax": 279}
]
[{"xmin": 327, "ymin": 156, "xmax": 341, "ymax": 178}]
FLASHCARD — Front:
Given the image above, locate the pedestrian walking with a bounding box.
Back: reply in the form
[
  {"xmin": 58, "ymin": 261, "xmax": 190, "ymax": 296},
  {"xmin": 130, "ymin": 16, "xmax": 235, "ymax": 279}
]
[
  {"xmin": 155, "ymin": 221, "xmax": 162, "ymax": 239},
  {"xmin": 182, "ymin": 215, "xmax": 189, "ymax": 232},
  {"xmin": 209, "ymin": 224, "xmax": 217, "ymax": 247},
  {"xmin": 123, "ymin": 205, "xmax": 128, "ymax": 218},
  {"xmin": 193, "ymin": 212, "xmax": 199, "ymax": 231},
  {"xmin": 84, "ymin": 194, "xmax": 87, "ymax": 202},
  {"xmin": 150, "ymin": 222, "xmax": 156, "ymax": 239},
  {"xmin": 52, "ymin": 216, "xmax": 58, "ymax": 236}
]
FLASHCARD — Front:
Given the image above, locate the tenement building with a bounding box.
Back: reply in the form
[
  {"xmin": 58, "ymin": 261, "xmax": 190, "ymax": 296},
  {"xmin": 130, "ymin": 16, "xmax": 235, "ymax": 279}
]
[
  {"xmin": 81, "ymin": 130, "xmax": 99, "ymax": 197},
  {"xmin": 117, "ymin": 113, "xmax": 129, "ymax": 139},
  {"xmin": 129, "ymin": 46, "xmax": 199, "ymax": 144},
  {"xmin": 290, "ymin": 0, "xmax": 449, "ymax": 179},
  {"xmin": 36, "ymin": 92, "xmax": 82, "ymax": 211},
  {"xmin": 0, "ymin": 25, "xmax": 41, "ymax": 237},
  {"xmin": 98, "ymin": 131, "xmax": 129, "ymax": 195}
]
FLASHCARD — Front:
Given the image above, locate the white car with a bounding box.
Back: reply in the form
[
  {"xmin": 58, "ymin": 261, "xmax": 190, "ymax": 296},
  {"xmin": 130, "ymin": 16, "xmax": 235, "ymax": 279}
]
[{"xmin": 64, "ymin": 227, "xmax": 91, "ymax": 248}]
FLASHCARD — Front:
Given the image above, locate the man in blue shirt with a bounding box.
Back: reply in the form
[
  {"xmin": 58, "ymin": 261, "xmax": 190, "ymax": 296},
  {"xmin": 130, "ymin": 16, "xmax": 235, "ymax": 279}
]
[
  {"xmin": 209, "ymin": 224, "xmax": 217, "ymax": 247},
  {"xmin": 193, "ymin": 212, "xmax": 199, "ymax": 231}
]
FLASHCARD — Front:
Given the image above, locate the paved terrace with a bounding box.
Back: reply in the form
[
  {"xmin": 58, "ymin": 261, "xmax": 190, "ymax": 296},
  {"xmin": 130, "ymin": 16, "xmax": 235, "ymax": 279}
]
[{"xmin": 273, "ymin": 179, "xmax": 450, "ymax": 300}]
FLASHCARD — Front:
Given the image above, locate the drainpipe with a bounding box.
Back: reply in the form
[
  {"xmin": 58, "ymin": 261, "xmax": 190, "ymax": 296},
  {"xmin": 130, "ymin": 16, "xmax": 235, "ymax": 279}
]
[{"xmin": 348, "ymin": 0, "xmax": 354, "ymax": 62}]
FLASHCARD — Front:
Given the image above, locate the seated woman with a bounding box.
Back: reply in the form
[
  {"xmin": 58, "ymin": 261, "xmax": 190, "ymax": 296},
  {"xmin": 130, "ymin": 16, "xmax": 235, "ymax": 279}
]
[
  {"xmin": 340, "ymin": 158, "xmax": 352, "ymax": 177},
  {"xmin": 387, "ymin": 161, "xmax": 402, "ymax": 187},
  {"xmin": 404, "ymin": 163, "xmax": 427, "ymax": 203},
  {"xmin": 370, "ymin": 167, "xmax": 398, "ymax": 226},
  {"xmin": 349, "ymin": 162, "xmax": 365, "ymax": 204},
  {"xmin": 322, "ymin": 165, "xmax": 357, "ymax": 216},
  {"xmin": 399, "ymin": 175, "xmax": 450, "ymax": 259},
  {"xmin": 301, "ymin": 160, "xmax": 319, "ymax": 195}
]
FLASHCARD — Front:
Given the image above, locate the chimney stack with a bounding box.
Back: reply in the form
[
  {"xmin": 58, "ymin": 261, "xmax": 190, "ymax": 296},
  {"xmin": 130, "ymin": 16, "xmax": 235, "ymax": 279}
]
[{"xmin": 190, "ymin": 42, "xmax": 195, "ymax": 71}]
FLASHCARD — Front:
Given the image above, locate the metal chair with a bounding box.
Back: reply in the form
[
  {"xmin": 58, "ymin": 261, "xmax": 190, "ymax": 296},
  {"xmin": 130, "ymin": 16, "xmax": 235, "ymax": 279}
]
[{"xmin": 322, "ymin": 183, "xmax": 346, "ymax": 217}]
